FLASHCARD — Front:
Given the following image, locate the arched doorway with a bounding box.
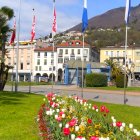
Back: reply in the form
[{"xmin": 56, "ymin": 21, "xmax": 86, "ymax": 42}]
[
  {"xmin": 58, "ymin": 68, "xmax": 63, "ymax": 82},
  {"xmin": 36, "ymin": 73, "xmax": 41, "ymax": 83},
  {"xmin": 49, "ymin": 73, "xmax": 55, "ymax": 82},
  {"xmin": 42, "ymin": 73, "xmax": 48, "ymax": 77}
]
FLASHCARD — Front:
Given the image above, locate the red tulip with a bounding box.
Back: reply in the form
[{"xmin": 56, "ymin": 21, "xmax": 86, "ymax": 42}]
[
  {"xmin": 63, "ymin": 128, "xmax": 70, "ymax": 136},
  {"xmin": 90, "ymin": 136, "xmax": 99, "ymax": 140},
  {"xmin": 116, "ymin": 121, "xmax": 122, "ymax": 127},
  {"xmin": 100, "ymin": 105, "xmax": 106, "ymax": 112},
  {"xmin": 69, "ymin": 119, "xmax": 77, "ymax": 127},
  {"xmin": 87, "ymin": 118, "xmax": 92, "ymax": 124}
]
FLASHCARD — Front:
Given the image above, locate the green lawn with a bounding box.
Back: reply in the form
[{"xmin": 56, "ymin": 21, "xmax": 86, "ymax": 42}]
[
  {"xmin": 87, "ymin": 86, "xmax": 140, "ymax": 92},
  {"xmin": 0, "ymin": 91, "xmax": 43, "ymax": 140},
  {"xmin": 0, "ymin": 91, "xmax": 140, "ymax": 140}
]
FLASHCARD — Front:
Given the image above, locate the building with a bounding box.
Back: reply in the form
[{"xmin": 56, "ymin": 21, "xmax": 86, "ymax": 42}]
[
  {"xmin": 5, "ymin": 41, "xmax": 36, "ymax": 81},
  {"xmin": 34, "ymin": 46, "xmax": 57, "ymax": 82},
  {"xmin": 5, "ymin": 39, "xmax": 100, "ymax": 83},
  {"xmin": 100, "ymin": 45, "xmax": 140, "ymax": 80}
]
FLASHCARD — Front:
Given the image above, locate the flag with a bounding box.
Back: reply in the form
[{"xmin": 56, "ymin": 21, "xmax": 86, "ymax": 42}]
[
  {"xmin": 125, "ymin": 0, "xmax": 131, "ymax": 25},
  {"xmin": 52, "ymin": 5, "xmax": 57, "ymax": 35},
  {"xmin": 10, "ymin": 17, "xmax": 16, "ymax": 44},
  {"xmin": 82, "ymin": 0, "xmax": 88, "ymax": 32},
  {"xmin": 31, "ymin": 15, "xmax": 36, "ymax": 42}
]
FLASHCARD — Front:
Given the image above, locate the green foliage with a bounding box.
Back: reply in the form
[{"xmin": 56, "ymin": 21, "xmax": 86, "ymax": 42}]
[
  {"xmin": 116, "ymin": 74, "xmax": 127, "ymax": 88},
  {"xmin": 85, "ymin": 73, "xmax": 107, "ymax": 87}
]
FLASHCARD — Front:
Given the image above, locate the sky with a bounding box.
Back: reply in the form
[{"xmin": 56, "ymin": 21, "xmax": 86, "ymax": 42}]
[{"xmin": 0, "ymin": 0, "xmax": 140, "ymax": 41}]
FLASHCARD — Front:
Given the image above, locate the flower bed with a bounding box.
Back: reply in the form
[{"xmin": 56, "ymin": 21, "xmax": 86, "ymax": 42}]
[{"xmin": 37, "ymin": 93, "xmax": 140, "ymax": 140}]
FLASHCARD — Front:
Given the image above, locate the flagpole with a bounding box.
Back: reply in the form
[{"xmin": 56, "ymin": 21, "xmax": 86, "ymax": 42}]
[
  {"xmin": 51, "ymin": 0, "xmax": 56, "ymax": 93},
  {"xmin": 11, "ymin": 44, "xmax": 14, "ymax": 91},
  {"xmin": 81, "ymin": 33, "xmax": 84, "ymax": 98},
  {"xmin": 15, "ymin": 0, "xmax": 21, "ymax": 92},
  {"xmin": 29, "ymin": 8, "xmax": 35, "ymax": 93},
  {"xmin": 124, "ymin": 25, "xmax": 128, "ymax": 104}
]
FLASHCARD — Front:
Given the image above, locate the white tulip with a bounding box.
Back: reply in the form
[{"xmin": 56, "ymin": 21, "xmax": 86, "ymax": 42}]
[
  {"xmin": 75, "ymin": 126, "xmax": 79, "ymax": 131},
  {"xmin": 133, "ymin": 129, "xmax": 137, "ymax": 134},
  {"xmin": 59, "ymin": 123, "xmax": 62, "ymax": 128},
  {"xmin": 136, "ymin": 131, "xmax": 140, "ymax": 136},
  {"xmin": 55, "ymin": 115, "xmax": 58, "ymax": 119},
  {"xmin": 96, "ymin": 109, "xmax": 99, "ymax": 112},
  {"xmin": 46, "ymin": 111, "xmax": 50, "ymax": 115},
  {"xmin": 43, "ymin": 98, "xmax": 46, "ymax": 101},
  {"xmin": 65, "ymin": 124, "xmax": 69, "ymax": 128},
  {"xmin": 122, "ymin": 123, "xmax": 125, "ymax": 127},
  {"xmin": 113, "ymin": 122, "xmax": 116, "ymax": 127},
  {"xmin": 56, "ymin": 109, "xmax": 60, "ymax": 112},
  {"xmin": 129, "ymin": 123, "xmax": 133, "ymax": 129},
  {"xmin": 111, "ymin": 116, "xmax": 114, "ymax": 120},
  {"xmin": 120, "ymin": 126, "xmax": 124, "ymax": 131},
  {"xmin": 71, "ymin": 134, "xmax": 76, "ymax": 140},
  {"xmin": 62, "ymin": 114, "xmax": 65, "ymax": 118}
]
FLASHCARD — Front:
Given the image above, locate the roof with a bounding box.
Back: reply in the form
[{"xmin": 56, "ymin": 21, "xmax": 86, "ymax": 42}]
[
  {"xmin": 100, "ymin": 45, "xmax": 140, "ymax": 50},
  {"xmin": 66, "ymin": 60, "xmax": 107, "ymax": 69},
  {"xmin": 57, "ymin": 40, "xmax": 90, "ymax": 48},
  {"xmin": 34, "ymin": 46, "xmax": 57, "ymax": 52}
]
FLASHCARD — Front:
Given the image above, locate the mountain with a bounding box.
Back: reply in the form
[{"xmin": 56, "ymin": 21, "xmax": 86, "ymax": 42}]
[{"xmin": 68, "ymin": 4, "xmax": 140, "ymax": 31}]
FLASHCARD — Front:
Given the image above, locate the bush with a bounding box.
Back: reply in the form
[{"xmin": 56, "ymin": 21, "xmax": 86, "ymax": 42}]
[
  {"xmin": 85, "ymin": 73, "xmax": 107, "ymax": 87},
  {"xmin": 116, "ymin": 74, "xmax": 127, "ymax": 88}
]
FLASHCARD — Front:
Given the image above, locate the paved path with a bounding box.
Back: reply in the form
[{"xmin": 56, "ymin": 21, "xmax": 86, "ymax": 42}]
[{"xmin": 4, "ymin": 85, "xmax": 140, "ymax": 107}]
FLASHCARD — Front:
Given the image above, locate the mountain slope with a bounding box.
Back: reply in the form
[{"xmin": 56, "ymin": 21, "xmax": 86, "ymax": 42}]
[{"xmin": 68, "ymin": 4, "xmax": 140, "ymax": 31}]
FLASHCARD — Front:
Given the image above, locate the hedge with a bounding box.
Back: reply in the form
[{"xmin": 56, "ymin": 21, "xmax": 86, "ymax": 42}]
[{"xmin": 85, "ymin": 73, "xmax": 107, "ymax": 87}]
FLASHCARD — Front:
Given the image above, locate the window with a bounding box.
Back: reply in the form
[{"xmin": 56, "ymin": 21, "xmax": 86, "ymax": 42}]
[
  {"xmin": 39, "ymin": 66, "xmax": 41, "ymax": 71},
  {"xmin": 44, "ymin": 52, "xmax": 47, "ymax": 57},
  {"xmin": 65, "ymin": 49, "xmax": 68, "ymax": 54},
  {"xmin": 136, "ymin": 52, "xmax": 140, "ymax": 56},
  {"xmin": 53, "ymin": 66, "xmax": 55, "ymax": 71},
  {"xmin": 37, "ymin": 59, "xmax": 40, "ymax": 65},
  {"xmin": 84, "ymin": 49, "xmax": 88, "ymax": 56},
  {"xmin": 27, "ymin": 62, "xmax": 30, "ymax": 65},
  {"xmin": 59, "ymin": 49, "xmax": 63, "ymax": 55},
  {"xmin": 64, "ymin": 57, "xmax": 69, "ymax": 63},
  {"xmin": 117, "ymin": 51, "xmax": 119, "ymax": 57},
  {"xmin": 20, "ymin": 63, "xmax": 23, "ymax": 70},
  {"xmin": 51, "ymin": 52, "xmax": 54, "ymax": 57},
  {"xmin": 51, "ymin": 59, "xmax": 54, "ymax": 65},
  {"xmin": 129, "ymin": 58, "xmax": 132, "ymax": 64},
  {"xmin": 35, "ymin": 66, "xmax": 38, "ymax": 71},
  {"xmin": 123, "ymin": 51, "xmax": 125, "ymax": 57},
  {"xmin": 76, "ymin": 57, "xmax": 81, "ymax": 61},
  {"xmin": 105, "ymin": 51, "xmax": 108, "ymax": 56},
  {"xmin": 49, "ymin": 67, "xmax": 52, "ymax": 71},
  {"xmin": 44, "ymin": 59, "xmax": 47, "ymax": 65},
  {"xmin": 37, "ymin": 52, "xmax": 40, "ymax": 57},
  {"xmin": 78, "ymin": 49, "xmax": 80, "ymax": 54},
  {"xmin": 71, "ymin": 49, "xmax": 74, "ymax": 55},
  {"xmin": 111, "ymin": 51, "xmax": 113, "ymax": 57},
  {"xmin": 58, "ymin": 58, "xmax": 63, "ymax": 63}
]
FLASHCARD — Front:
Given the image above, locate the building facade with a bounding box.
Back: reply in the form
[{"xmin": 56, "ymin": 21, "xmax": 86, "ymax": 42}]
[{"xmin": 100, "ymin": 46, "xmax": 140, "ymax": 80}]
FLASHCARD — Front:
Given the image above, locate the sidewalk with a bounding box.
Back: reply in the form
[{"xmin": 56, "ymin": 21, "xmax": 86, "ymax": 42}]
[{"xmin": 49, "ymin": 85, "xmax": 140, "ymax": 96}]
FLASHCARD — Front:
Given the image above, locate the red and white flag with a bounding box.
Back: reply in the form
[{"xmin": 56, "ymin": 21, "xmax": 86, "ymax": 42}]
[
  {"xmin": 52, "ymin": 6, "xmax": 57, "ymax": 35},
  {"xmin": 10, "ymin": 17, "xmax": 16, "ymax": 45},
  {"xmin": 31, "ymin": 15, "xmax": 36, "ymax": 42}
]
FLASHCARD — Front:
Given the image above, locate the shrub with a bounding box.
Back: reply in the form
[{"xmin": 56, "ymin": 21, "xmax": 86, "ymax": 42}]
[
  {"xmin": 116, "ymin": 74, "xmax": 127, "ymax": 88},
  {"xmin": 85, "ymin": 73, "xmax": 107, "ymax": 87}
]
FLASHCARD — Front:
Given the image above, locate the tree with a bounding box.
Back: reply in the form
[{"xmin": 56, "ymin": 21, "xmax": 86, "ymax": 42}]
[
  {"xmin": 0, "ymin": 6, "xmax": 14, "ymax": 91},
  {"xmin": 104, "ymin": 58, "xmax": 122, "ymax": 83}
]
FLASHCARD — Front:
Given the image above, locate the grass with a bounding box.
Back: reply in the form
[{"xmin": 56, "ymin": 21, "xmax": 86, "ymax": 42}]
[
  {"xmin": 0, "ymin": 91, "xmax": 43, "ymax": 140},
  {"xmin": 0, "ymin": 91, "xmax": 140, "ymax": 140},
  {"xmin": 86, "ymin": 86, "xmax": 140, "ymax": 92},
  {"xmin": 89, "ymin": 100, "xmax": 140, "ymax": 130}
]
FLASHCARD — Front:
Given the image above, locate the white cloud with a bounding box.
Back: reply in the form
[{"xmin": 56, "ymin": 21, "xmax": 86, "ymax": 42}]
[{"xmin": 0, "ymin": 0, "xmax": 81, "ymax": 40}]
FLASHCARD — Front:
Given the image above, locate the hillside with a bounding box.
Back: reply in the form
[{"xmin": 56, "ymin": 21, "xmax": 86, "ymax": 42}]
[{"xmin": 68, "ymin": 4, "xmax": 140, "ymax": 31}]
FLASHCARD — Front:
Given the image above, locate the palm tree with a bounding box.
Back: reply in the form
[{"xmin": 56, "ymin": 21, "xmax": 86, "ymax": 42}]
[
  {"xmin": 0, "ymin": 6, "xmax": 14, "ymax": 91},
  {"xmin": 104, "ymin": 58, "xmax": 122, "ymax": 82}
]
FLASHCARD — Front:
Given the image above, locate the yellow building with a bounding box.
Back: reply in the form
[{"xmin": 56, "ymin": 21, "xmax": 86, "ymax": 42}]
[{"xmin": 100, "ymin": 46, "xmax": 140, "ymax": 80}]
